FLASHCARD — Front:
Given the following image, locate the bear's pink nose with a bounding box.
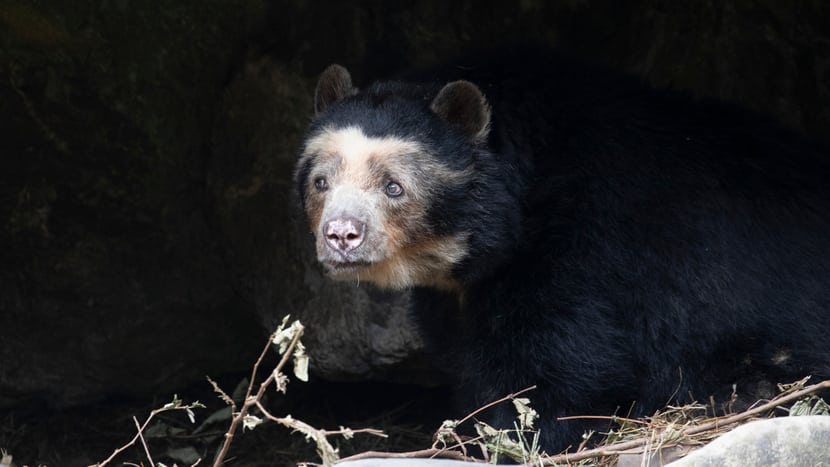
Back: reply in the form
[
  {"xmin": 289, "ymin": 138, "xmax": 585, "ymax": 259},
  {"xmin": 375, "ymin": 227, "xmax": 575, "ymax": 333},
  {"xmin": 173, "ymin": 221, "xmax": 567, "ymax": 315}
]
[{"xmin": 325, "ymin": 217, "xmax": 366, "ymax": 254}]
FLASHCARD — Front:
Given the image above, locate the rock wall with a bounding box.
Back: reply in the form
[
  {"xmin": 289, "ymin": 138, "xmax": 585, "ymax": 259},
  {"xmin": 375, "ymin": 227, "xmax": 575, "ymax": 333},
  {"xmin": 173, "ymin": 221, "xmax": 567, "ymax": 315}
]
[{"xmin": 0, "ymin": 0, "xmax": 268, "ymax": 407}]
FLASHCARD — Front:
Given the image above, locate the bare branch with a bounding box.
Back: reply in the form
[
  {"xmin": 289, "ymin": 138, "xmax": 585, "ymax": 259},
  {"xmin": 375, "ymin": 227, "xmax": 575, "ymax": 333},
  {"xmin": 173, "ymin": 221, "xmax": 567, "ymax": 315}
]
[
  {"xmin": 134, "ymin": 415, "xmax": 155, "ymax": 467},
  {"xmin": 544, "ymin": 379, "xmax": 830, "ymax": 465},
  {"xmin": 94, "ymin": 400, "xmax": 202, "ymax": 466},
  {"xmin": 337, "ymin": 448, "xmax": 475, "ymax": 463},
  {"xmin": 455, "ymin": 386, "xmax": 537, "ymax": 427},
  {"xmin": 206, "ymin": 375, "xmax": 236, "ymax": 410},
  {"xmin": 332, "ymin": 379, "xmax": 830, "ymax": 467},
  {"xmin": 212, "ymin": 323, "xmax": 305, "ymax": 467}
]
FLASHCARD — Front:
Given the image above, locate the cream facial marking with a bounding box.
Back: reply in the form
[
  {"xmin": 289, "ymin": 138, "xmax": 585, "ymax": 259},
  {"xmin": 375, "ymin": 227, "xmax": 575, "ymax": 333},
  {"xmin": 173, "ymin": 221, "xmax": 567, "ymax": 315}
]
[
  {"xmin": 301, "ymin": 126, "xmax": 474, "ymax": 203},
  {"xmin": 301, "ymin": 126, "xmax": 425, "ymax": 176},
  {"xmin": 299, "ymin": 125, "xmax": 472, "ymax": 290}
]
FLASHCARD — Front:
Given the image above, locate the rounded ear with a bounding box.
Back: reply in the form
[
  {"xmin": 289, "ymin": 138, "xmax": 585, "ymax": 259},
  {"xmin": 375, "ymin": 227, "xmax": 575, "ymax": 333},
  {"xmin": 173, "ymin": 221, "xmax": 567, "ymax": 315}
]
[
  {"xmin": 314, "ymin": 64, "xmax": 357, "ymax": 115},
  {"xmin": 430, "ymin": 80, "xmax": 491, "ymax": 143}
]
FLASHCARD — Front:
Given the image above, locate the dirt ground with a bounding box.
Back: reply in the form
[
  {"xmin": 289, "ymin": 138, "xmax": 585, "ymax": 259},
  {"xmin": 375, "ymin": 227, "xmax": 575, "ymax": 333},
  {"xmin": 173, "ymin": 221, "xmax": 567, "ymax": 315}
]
[{"xmin": 0, "ymin": 371, "xmax": 450, "ymax": 466}]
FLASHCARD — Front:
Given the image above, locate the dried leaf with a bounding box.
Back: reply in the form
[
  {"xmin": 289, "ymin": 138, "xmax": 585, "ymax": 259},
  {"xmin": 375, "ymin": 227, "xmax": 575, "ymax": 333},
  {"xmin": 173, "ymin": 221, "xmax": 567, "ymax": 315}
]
[
  {"xmin": 243, "ymin": 414, "xmax": 263, "ymax": 431},
  {"xmin": 339, "ymin": 426, "xmax": 354, "ymax": 440},
  {"xmin": 274, "ymin": 370, "xmax": 289, "ymax": 393},
  {"xmin": 294, "ymin": 342, "xmax": 309, "ymax": 382},
  {"xmin": 512, "ymin": 397, "xmax": 538, "ymax": 429},
  {"xmin": 272, "ymin": 316, "xmax": 303, "ymax": 354}
]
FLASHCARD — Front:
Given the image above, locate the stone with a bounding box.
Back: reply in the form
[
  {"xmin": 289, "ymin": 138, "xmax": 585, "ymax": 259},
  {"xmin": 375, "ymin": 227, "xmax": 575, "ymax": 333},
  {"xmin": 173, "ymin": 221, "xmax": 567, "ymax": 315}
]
[{"xmin": 667, "ymin": 416, "xmax": 830, "ymax": 467}]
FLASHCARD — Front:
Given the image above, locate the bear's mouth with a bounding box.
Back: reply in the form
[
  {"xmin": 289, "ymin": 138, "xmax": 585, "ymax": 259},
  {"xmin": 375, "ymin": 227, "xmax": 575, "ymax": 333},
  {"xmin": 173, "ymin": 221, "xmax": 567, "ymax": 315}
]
[{"xmin": 323, "ymin": 259, "xmax": 374, "ymax": 273}]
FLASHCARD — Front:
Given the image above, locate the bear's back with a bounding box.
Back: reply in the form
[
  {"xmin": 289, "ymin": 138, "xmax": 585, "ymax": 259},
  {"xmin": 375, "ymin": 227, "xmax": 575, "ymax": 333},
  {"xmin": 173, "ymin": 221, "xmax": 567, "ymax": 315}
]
[{"xmin": 420, "ymin": 51, "xmax": 830, "ymax": 450}]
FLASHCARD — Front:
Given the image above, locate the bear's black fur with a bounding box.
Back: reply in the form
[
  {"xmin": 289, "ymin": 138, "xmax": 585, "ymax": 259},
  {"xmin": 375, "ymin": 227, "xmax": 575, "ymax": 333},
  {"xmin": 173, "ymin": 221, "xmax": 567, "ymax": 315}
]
[{"xmin": 298, "ymin": 50, "xmax": 830, "ymax": 453}]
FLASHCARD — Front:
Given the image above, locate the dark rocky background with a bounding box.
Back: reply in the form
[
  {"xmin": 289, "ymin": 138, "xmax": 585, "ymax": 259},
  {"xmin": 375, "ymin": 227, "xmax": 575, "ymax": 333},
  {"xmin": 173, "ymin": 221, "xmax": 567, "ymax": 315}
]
[{"xmin": 1, "ymin": 0, "xmax": 828, "ymax": 464}]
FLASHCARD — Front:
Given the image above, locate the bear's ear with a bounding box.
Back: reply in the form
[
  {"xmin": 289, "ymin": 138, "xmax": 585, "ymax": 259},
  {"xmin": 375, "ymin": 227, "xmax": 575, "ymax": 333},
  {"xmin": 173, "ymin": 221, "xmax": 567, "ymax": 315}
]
[
  {"xmin": 314, "ymin": 64, "xmax": 357, "ymax": 115},
  {"xmin": 430, "ymin": 80, "xmax": 491, "ymax": 143}
]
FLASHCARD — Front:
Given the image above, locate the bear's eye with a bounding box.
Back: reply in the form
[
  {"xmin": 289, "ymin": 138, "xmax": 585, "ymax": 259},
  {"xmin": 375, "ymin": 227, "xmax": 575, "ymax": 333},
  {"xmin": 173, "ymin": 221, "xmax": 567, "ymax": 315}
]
[
  {"xmin": 314, "ymin": 177, "xmax": 328, "ymax": 192},
  {"xmin": 385, "ymin": 181, "xmax": 404, "ymax": 198}
]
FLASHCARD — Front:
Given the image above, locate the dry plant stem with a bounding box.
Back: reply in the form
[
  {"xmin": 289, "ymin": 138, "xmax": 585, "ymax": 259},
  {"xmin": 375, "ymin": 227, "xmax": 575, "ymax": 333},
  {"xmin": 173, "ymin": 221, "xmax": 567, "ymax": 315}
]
[
  {"xmin": 334, "ymin": 379, "xmax": 830, "ymax": 466},
  {"xmin": 543, "ymin": 379, "xmax": 830, "ymax": 465},
  {"xmin": 212, "ymin": 327, "xmax": 304, "ymax": 467},
  {"xmin": 337, "ymin": 387, "xmax": 537, "ymax": 465},
  {"xmin": 338, "ymin": 448, "xmax": 474, "ymax": 463},
  {"xmin": 96, "ymin": 406, "xmax": 173, "ymax": 466},
  {"xmin": 254, "ymin": 400, "xmax": 386, "ymax": 438},
  {"xmin": 456, "ymin": 386, "xmax": 537, "ymax": 427},
  {"xmin": 134, "ymin": 415, "xmax": 155, "ymax": 466},
  {"xmin": 438, "ymin": 434, "xmax": 486, "ymax": 458},
  {"xmin": 557, "ymin": 415, "xmax": 650, "ymax": 426},
  {"xmin": 439, "ymin": 430, "xmax": 469, "ymax": 458},
  {"xmin": 679, "ymin": 379, "xmax": 830, "ymax": 438}
]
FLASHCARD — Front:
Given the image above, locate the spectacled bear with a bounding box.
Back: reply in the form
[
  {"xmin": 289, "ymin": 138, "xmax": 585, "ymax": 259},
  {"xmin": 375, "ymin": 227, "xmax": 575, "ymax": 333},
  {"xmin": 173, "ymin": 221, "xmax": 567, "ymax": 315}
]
[{"xmin": 294, "ymin": 51, "xmax": 830, "ymax": 453}]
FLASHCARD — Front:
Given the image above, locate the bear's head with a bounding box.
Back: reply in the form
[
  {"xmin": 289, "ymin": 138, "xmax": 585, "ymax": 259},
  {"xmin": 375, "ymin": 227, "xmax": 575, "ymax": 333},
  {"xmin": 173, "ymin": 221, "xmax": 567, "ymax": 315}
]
[{"xmin": 295, "ymin": 65, "xmax": 518, "ymax": 290}]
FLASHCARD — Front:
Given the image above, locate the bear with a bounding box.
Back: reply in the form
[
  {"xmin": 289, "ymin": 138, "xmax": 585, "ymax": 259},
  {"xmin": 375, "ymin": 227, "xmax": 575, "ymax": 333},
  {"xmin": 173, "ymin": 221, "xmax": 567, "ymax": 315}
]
[{"xmin": 294, "ymin": 50, "xmax": 830, "ymax": 453}]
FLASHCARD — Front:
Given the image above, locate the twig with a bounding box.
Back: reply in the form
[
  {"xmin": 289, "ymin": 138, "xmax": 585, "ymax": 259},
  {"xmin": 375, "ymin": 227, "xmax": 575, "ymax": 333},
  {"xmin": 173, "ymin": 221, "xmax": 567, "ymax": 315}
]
[
  {"xmin": 334, "ymin": 379, "xmax": 830, "ymax": 466},
  {"xmin": 95, "ymin": 401, "xmax": 196, "ymax": 467},
  {"xmin": 95, "ymin": 410, "xmax": 159, "ymax": 466},
  {"xmin": 677, "ymin": 379, "xmax": 829, "ymax": 438},
  {"xmin": 337, "ymin": 448, "xmax": 474, "ymax": 463},
  {"xmin": 338, "ymin": 387, "xmax": 538, "ymax": 464},
  {"xmin": 456, "ymin": 386, "xmax": 537, "ymax": 427},
  {"xmin": 543, "ymin": 379, "xmax": 830, "ymax": 465},
  {"xmin": 211, "ymin": 324, "xmax": 304, "ymax": 467},
  {"xmin": 134, "ymin": 415, "xmax": 155, "ymax": 467},
  {"xmin": 557, "ymin": 415, "xmax": 651, "ymax": 426},
  {"xmin": 255, "ymin": 400, "xmax": 386, "ymax": 438},
  {"xmin": 435, "ymin": 433, "xmax": 486, "ymax": 459},
  {"xmin": 206, "ymin": 376, "xmax": 236, "ymax": 410}
]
